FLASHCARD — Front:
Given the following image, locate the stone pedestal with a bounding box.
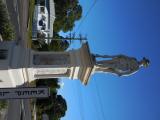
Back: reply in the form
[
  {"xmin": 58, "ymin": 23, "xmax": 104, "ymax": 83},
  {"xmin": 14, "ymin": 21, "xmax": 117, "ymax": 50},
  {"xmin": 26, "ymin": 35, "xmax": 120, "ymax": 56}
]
[
  {"xmin": 0, "ymin": 41, "xmax": 29, "ymax": 87},
  {"xmin": 28, "ymin": 42, "xmax": 95, "ymax": 85},
  {"xmin": 0, "ymin": 41, "xmax": 95, "ymax": 87}
]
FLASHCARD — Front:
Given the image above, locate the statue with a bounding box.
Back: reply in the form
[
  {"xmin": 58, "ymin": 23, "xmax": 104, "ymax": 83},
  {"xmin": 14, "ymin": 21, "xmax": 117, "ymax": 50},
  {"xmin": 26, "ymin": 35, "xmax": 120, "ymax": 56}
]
[{"xmin": 93, "ymin": 54, "xmax": 150, "ymax": 76}]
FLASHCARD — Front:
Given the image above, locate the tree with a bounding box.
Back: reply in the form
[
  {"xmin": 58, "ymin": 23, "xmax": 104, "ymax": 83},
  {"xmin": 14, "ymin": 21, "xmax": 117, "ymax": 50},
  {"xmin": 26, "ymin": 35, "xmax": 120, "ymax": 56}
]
[
  {"xmin": 0, "ymin": 100, "xmax": 7, "ymax": 110},
  {"xmin": 46, "ymin": 95, "xmax": 67, "ymax": 120},
  {"xmin": 54, "ymin": 0, "xmax": 82, "ymax": 32},
  {"xmin": 36, "ymin": 79, "xmax": 66, "ymax": 120},
  {"xmin": 49, "ymin": 32, "xmax": 70, "ymax": 51},
  {"xmin": 36, "ymin": 78, "xmax": 60, "ymax": 89},
  {"xmin": 48, "ymin": 39, "xmax": 69, "ymax": 51},
  {"xmin": 37, "ymin": 94, "xmax": 67, "ymax": 120},
  {"xmin": 0, "ymin": 0, "xmax": 15, "ymax": 40},
  {"xmin": 34, "ymin": 33, "xmax": 70, "ymax": 51}
]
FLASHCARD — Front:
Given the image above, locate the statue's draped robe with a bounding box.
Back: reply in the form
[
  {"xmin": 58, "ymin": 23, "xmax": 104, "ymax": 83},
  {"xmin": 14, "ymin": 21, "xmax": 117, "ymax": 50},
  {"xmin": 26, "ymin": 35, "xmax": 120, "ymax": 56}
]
[{"xmin": 95, "ymin": 55, "xmax": 140, "ymax": 76}]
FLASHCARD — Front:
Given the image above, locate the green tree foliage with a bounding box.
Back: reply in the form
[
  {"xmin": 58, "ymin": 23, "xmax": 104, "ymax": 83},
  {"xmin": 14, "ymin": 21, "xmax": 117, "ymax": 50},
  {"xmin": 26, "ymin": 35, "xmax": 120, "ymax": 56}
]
[
  {"xmin": 49, "ymin": 33, "xmax": 70, "ymax": 51},
  {"xmin": 36, "ymin": 79, "xmax": 67, "ymax": 120},
  {"xmin": 34, "ymin": 39, "xmax": 69, "ymax": 51},
  {"xmin": 32, "ymin": 33, "xmax": 70, "ymax": 51},
  {"xmin": 36, "ymin": 78, "xmax": 60, "ymax": 91},
  {"xmin": 48, "ymin": 40, "xmax": 69, "ymax": 51},
  {"xmin": 47, "ymin": 95, "xmax": 67, "ymax": 120},
  {"xmin": 0, "ymin": 0, "xmax": 15, "ymax": 40},
  {"xmin": 54, "ymin": 0, "xmax": 82, "ymax": 32},
  {"xmin": 37, "ymin": 94, "xmax": 67, "ymax": 120},
  {"xmin": 0, "ymin": 100, "xmax": 7, "ymax": 110}
]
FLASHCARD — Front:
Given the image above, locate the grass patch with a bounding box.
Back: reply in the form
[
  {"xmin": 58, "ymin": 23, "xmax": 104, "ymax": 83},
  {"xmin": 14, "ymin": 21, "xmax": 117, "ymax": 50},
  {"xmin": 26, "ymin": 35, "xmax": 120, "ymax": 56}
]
[{"xmin": 27, "ymin": 0, "xmax": 35, "ymax": 48}]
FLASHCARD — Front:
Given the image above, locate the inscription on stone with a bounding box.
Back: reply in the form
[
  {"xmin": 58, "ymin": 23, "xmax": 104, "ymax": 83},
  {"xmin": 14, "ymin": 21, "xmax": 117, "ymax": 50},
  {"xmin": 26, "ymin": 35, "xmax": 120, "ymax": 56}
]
[
  {"xmin": 35, "ymin": 68, "xmax": 68, "ymax": 75},
  {"xmin": 33, "ymin": 54, "xmax": 70, "ymax": 65},
  {"xmin": 0, "ymin": 87, "xmax": 50, "ymax": 99}
]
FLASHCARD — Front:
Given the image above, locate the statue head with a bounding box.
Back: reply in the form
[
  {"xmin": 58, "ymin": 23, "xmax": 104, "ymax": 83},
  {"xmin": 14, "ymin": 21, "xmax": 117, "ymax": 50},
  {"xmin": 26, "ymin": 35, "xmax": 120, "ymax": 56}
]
[{"xmin": 141, "ymin": 57, "xmax": 150, "ymax": 67}]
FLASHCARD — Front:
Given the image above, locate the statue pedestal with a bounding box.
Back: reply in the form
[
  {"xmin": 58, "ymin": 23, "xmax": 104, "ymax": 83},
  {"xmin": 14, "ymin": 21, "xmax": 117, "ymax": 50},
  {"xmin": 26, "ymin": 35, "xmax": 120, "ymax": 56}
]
[
  {"xmin": 27, "ymin": 42, "xmax": 95, "ymax": 85},
  {"xmin": 0, "ymin": 41, "xmax": 29, "ymax": 87},
  {"xmin": 0, "ymin": 41, "xmax": 95, "ymax": 87},
  {"xmin": 69, "ymin": 42, "xmax": 94, "ymax": 85}
]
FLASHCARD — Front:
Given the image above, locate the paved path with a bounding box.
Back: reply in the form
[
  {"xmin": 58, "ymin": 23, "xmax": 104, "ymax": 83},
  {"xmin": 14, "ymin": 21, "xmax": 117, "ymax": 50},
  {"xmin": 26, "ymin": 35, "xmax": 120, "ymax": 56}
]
[
  {"xmin": 5, "ymin": 0, "xmax": 32, "ymax": 120},
  {"xmin": 5, "ymin": 0, "xmax": 29, "ymax": 48},
  {"xmin": 7, "ymin": 99, "xmax": 32, "ymax": 120},
  {"xmin": 7, "ymin": 100, "xmax": 21, "ymax": 120}
]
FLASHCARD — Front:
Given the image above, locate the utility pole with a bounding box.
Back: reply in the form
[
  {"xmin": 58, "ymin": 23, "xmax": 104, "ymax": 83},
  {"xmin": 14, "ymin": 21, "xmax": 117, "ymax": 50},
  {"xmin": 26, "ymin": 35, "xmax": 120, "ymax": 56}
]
[{"xmin": 32, "ymin": 33, "xmax": 87, "ymax": 43}]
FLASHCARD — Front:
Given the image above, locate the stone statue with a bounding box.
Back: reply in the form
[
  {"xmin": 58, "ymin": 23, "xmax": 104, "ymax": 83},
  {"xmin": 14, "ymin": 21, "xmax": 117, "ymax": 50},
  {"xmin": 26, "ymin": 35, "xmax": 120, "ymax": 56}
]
[{"xmin": 93, "ymin": 54, "xmax": 150, "ymax": 76}]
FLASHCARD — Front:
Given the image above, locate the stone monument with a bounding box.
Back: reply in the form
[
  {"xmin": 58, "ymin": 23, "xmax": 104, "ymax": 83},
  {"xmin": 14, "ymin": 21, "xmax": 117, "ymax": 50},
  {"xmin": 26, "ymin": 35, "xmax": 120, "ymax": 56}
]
[{"xmin": 0, "ymin": 41, "xmax": 149, "ymax": 87}]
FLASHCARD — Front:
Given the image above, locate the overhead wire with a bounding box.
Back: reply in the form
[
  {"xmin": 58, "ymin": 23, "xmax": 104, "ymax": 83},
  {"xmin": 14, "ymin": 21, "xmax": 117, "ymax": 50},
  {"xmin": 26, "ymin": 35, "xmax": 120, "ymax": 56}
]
[
  {"xmin": 75, "ymin": 80, "xmax": 106, "ymax": 120},
  {"xmin": 70, "ymin": 1, "xmax": 101, "ymax": 119},
  {"xmin": 75, "ymin": 0, "xmax": 99, "ymax": 34},
  {"xmin": 74, "ymin": 83, "xmax": 85, "ymax": 120},
  {"xmin": 94, "ymin": 79, "xmax": 107, "ymax": 120}
]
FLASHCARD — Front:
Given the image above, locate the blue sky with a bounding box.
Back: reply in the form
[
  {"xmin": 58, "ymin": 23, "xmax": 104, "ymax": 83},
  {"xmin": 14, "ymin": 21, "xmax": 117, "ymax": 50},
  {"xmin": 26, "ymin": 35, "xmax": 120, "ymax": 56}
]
[{"xmin": 59, "ymin": 0, "xmax": 160, "ymax": 120}]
